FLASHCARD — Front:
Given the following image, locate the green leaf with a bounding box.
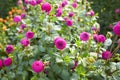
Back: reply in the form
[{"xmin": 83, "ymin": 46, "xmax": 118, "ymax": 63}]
[
  {"xmin": 76, "ymin": 64, "xmax": 86, "ymax": 76},
  {"xmin": 70, "ymin": 73, "xmax": 79, "ymax": 80},
  {"xmin": 8, "ymin": 72, "xmax": 15, "ymax": 78},
  {"xmin": 60, "ymin": 70, "xmax": 70, "ymax": 80},
  {"xmin": 76, "ymin": 40, "xmax": 81, "ymax": 47},
  {"xmin": 81, "ymin": 52, "xmax": 89, "ymax": 58},
  {"xmin": 63, "ymin": 56, "xmax": 71, "ymax": 63},
  {"xmin": 39, "ymin": 46, "xmax": 45, "ymax": 52},
  {"xmin": 116, "ymin": 62, "xmax": 120, "ymax": 69},
  {"xmin": 1, "ymin": 77, "xmax": 8, "ymax": 80},
  {"xmin": 52, "ymin": 64, "xmax": 62, "ymax": 74},
  {"xmin": 31, "ymin": 75, "xmax": 38, "ymax": 80}
]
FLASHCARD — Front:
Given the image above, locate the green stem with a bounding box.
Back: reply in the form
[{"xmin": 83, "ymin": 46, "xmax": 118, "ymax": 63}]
[
  {"xmin": 112, "ymin": 46, "xmax": 119, "ymax": 55},
  {"xmin": 87, "ymin": 36, "xmax": 92, "ymax": 53},
  {"xmin": 60, "ymin": 50, "xmax": 63, "ymax": 56},
  {"xmin": 47, "ymin": 24, "xmax": 51, "ymax": 36},
  {"xmin": 110, "ymin": 36, "xmax": 118, "ymax": 52}
]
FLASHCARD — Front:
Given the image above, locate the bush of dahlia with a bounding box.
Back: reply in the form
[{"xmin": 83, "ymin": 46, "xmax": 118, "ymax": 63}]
[{"xmin": 0, "ymin": 0, "xmax": 120, "ymax": 80}]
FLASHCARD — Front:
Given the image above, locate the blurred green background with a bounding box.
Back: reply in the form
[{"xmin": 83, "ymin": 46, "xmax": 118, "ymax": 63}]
[
  {"xmin": 0, "ymin": 0, "xmax": 17, "ymax": 18},
  {"xmin": 88, "ymin": 0, "xmax": 120, "ymax": 34}
]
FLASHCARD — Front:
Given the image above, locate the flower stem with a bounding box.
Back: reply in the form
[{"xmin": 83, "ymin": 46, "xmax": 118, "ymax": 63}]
[
  {"xmin": 47, "ymin": 24, "xmax": 51, "ymax": 36},
  {"xmin": 110, "ymin": 36, "xmax": 118, "ymax": 52},
  {"xmin": 112, "ymin": 46, "xmax": 119, "ymax": 55}
]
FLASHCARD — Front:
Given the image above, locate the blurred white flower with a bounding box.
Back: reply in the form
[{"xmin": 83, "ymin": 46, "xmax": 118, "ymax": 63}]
[{"xmin": 104, "ymin": 38, "xmax": 112, "ymax": 47}]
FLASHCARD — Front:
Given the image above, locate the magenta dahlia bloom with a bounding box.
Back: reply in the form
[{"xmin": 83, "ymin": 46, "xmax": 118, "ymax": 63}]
[
  {"xmin": 115, "ymin": 8, "xmax": 120, "ymax": 14},
  {"xmin": 69, "ymin": 12, "xmax": 74, "ymax": 17},
  {"xmin": 54, "ymin": 37, "xmax": 66, "ymax": 50},
  {"xmin": 13, "ymin": 15, "xmax": 21, "ymax": 23},
  {"xmin": 72, "ymin": 2, "xmax": 77, "ymax": 8},
  {"xmin": 113, "ymin": 21, "xmax": 120, "ymax": 36},
  {"xmin": 61, "ymin": 0, "xmax": 68, "ymax": 7},
  {"xmin": 6, "ymin": 45, "xmax": 14, "ymax": 53},
  {"xmin": 3, "ymin": 58, "xmax": 12, "ymax": 66},
  {"xmin": 80, "ymin": 32, "xmax": 90, "ymax": 41},
  {"xmin": 102, "ymin": 51, "xmax": 112, "ymax": 60},
  {"xmin": 91, "ymin": 26, "xmax": 97, "ymax": 31},
  {"xmin": 41, "ymin": 2, "xmax": 52, "ymax": 13},
  {"xmin": 97, "ymin": 34, "xmax": 106, "ymax": 43},
  {"xmin": 85, "ymin": 12, "xmax": 90, "ymax": 17},
  {"xmin": 32, "ymin": 60, "xmax": 44, "ymax": 73},
  {"xmin": 17, "ymin": 0, "xmax": 22, "ymax": 5},
  {"xmin": 0, "ymin": 59, "xmax": 3, "ymax": 69},
  {"xmin": 64, "ymin": 16, "xmax": 68, "ymax": 21},
  {"xmin": 20, "ymin": 38, "xmax": 30, "ymax": 47},
  {"xmin": 56, "ymin": 8, "xmax": 62, "ymax": 17},
  {"xmin": 26, "ymin": 31, "xmax": 34, "ymax": 39},
  {"xmin": 20, "ymin": 24, "xmax": 26, "ymax": 29},
  {"xmin": 24, "ymin": 0, "xmax": 29, "ymax": 4},
  {"xmin": 54, "ymin": 37, "xmax": 61, "ymax": 44},
  {"xmin": 66, "ymin": 19, "xmax": 73, "ymax": 26},
  {"xmin": 29, "ymin": 0, "xmax": 37, "ymax": 6},
  {"xmin": 90, "ymin": 10, "xmax": 95, "ymax": 16},
  {"xmin": 21, "ymin": 13, "xmax": 26, "ymax": 19},
  {"xmin": 93, "ymin": 34, "xmax": 98, "ymax": 42},
  {"xmin": 36, "ymin": 0, "xmax": 42, "ymax": 4}
]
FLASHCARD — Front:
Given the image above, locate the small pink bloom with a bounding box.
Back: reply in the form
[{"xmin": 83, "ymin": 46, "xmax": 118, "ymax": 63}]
[
  {"xmin": 26, "ymin": 31, "xmax": 34, "ymax": 39},
  {"xmin": 61, "ymin": 0, "xmax": 68, "ymax": 7},
  {"xmin": 56, "ymin": 8, "xmax": 62, "ymax": 17},
  {"xmin": 32, "ymin": 60, "xmax": 44, "ymax": 73},
  {"xmin": 41, "ymin": 2, "xmax": 52, "ymax": 13},
  {"xmin": 93, "ymin": 34, "xmax": 98, "ymax": 42},
  {"xmin": 36, "ymin": 0, "xmax": 43, "ymax": 4},
  {"xmin": 20, "ymin": 24, "xmax": 26, "ymax": 29},
  {"xmin": 20, "ymin": 38, "xmax": 30, "ymax": 47},
  {"xmin": 80, "ymin": 32, "xmax": 90, "ymax": 41},
  {"xmin": 21, "ymin": 13, "xmax": 26, "ymax": 19},
  {"xmin": 54, "ymin": 37, "xmax": 61, "ymax": 44},
  {"xmin": 113, "ymin": 21, "xmax": 120, "ymax": 36},
  {"xmin": 3, "ymin": 58, "xmax": 12, "ymax": 66},
  {"xmin": 29, "ymin": 0, "xmax": 37, "ymax": 6},
  {"xmin": 54, "ymin": 37, "xmax": 66, "ymax": 50},
  {"xmin": 72, "ymin": 2, "xmax": 77, "ymax": 8},
  {"xmin": 66, "ymin": 19, "xmax": 73, "ymax": 26},
  {"xmin": 102, "ymin": 51, "xmax": 112, "ymax": 60},
  {"xmin": 13, "ymin": 15, "xmax": 21, "ymax": 23},
  {"xmin": 69, "ymin": 12, "xmax": 74, "ymax": 17},
  {"xmin": 24, "ymin": 0, "xmax": 29, "ymax": 4},
  {"xmin": 90, "ymin": 10, "xmax": 95, "ymax": 16},
  {"xmin": 115, "ymin": 8, "xmax": 120, "ymax": 14},
  {"xmin": 97, "ymin": 34, "xmax": 106, "ymax": 43},
  {"xmin": 91, "ymin": 26, "xmax": 97, "ymax": 31},
  {"xmin": 6, "ymin": 45, "xmax": 14, "ymax": 53},
  {"xmin": 64, "ymin": 16, "xmax": 68, "ymax": 21},
  {"xmin": 22, "ymin": 7, "xmax": 26, "ymax": 11},
  {"xmin": 0, "ymin": 59, "xmax": 3, "ymax": 69},
  {"xmin": 18, "ymin": 0, "xmax": 22, "ymax": 5},
  {"xmin": 85, "ymin": 12, "xmax": 90, "ymax": 16}
]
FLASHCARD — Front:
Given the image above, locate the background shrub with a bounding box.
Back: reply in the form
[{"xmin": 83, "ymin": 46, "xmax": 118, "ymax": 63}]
[
  {"xmin": 0, "ymin": 0, "xmax": 17, "ymax": 18},
  {"xmin": 88, "ymin": 0, "xmax": 120, "ymax": 34}
]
